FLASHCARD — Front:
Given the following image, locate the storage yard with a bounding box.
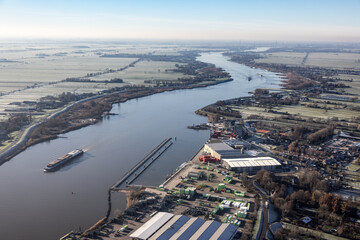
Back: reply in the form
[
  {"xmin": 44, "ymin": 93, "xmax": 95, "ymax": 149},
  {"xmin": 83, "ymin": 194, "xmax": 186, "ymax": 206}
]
[
  {"xmin": 59, "ymin": 111, "xmax": 286, "ymax": 240},
  {"xmin": 81, "ymin": 137, "xmax": 275, "ymax": 240}
]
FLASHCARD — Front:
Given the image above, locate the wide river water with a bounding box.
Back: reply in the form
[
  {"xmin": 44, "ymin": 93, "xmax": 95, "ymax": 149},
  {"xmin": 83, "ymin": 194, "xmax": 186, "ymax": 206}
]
[{"xmin": 0, "ymin": 52, "xmax": 281, "ymax": 240}]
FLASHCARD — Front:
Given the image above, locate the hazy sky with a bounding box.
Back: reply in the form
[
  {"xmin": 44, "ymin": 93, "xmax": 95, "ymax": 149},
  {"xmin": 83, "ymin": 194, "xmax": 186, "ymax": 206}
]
[{"xmin": 0, "ymin": 0, "xmax": 359, "ymax": 42}]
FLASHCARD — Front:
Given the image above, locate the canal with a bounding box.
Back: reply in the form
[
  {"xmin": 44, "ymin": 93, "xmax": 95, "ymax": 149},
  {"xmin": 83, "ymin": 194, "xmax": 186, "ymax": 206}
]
[{"xmin": 0, "ymin": 52, "xmax": 282, "ymax": 240}]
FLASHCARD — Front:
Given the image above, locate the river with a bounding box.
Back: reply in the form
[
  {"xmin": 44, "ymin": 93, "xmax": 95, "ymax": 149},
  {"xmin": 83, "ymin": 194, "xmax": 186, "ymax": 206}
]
[{"xmin": 0, "ymin": 52, "xmax": 282, "ymax": 240}]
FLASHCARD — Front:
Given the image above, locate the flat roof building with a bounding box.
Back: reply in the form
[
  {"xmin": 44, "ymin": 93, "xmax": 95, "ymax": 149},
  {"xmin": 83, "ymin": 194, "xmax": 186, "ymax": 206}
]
[
  {"xmin": 210, "ymin": 223, "xmax": 238, "ymax": 240},
  {"xmin": 149, "ymin": 215, "xmax": 190, "ymax": 240},
  {"xmin": 204, "ymin": 142, "xmax": 246, "ymax": 160},
  {"xmin": 130, "ymin": 212, "xmax": 173, "ymax": 240},
  {"xmin": 169, "ymin": 217, "xmax": 205, "ymax": 240},
  {"xmin": 223, "ymin": 156, "xmax": 282, "ymax": 173},
  {"xmin": 130, "ymin": 212, "xmax": 238, "ymax": 240}
]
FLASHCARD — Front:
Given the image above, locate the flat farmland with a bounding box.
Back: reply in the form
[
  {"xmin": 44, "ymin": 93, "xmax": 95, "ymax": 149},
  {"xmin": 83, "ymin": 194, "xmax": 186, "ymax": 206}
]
[
  {"xmin": 47, "ymin": 81, "xmax": 127, "ymax": 94},
  {"xmin": 255, "ymin": 51, "xmax": 360, "ymax": 69},
  {"xmin": 0, "ymin": 42, "xmax": 198, "ymax": 122},
  {"xmin": 0, "ymin": 53, "xmax": 136, "ymax": 117},
  {"xmin": 231, "ymin": 103, "xmax": 359, "ymax": 121},
  {"xmin": 0, "ymin": 81, "xmax": 127, "ymax": 114},
  {"xmin": 305, "ymin": 52, "xmax": 360, "ymax": 69},
  {"xmin": 274, "ymin": 104, "xmax": 359, "ymax": 120},
  {"xmin": 332, "ymin": 74, "xmax": 360, "ymax": 96},
  {"xmin": 256, "ymin": 52, "xmax": 306, "ymax": 65},
  {"xmin": 0, "ymin": 55, "xmax": 136, "ymax": 86},
  {"xmin": 90, "ymin": 60, "xmax": 189, "ymax": 85}
]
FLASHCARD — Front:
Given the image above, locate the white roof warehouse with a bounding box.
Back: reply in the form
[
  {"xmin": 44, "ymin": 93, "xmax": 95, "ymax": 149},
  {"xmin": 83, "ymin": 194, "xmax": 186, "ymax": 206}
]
[{"xmin": 222, "ymin": 156, "xmax": 282, "ymax": 172}]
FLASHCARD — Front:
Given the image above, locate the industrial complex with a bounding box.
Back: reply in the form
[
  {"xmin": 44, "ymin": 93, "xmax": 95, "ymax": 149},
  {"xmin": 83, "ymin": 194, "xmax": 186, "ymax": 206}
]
[
  {"xmin": 130, "ymin": 212, "xmax": 238, "ymax": 240},
  {"xmin": 62, "ymin": 121, "xmax": 284, "ymax": 240},
  {"xmin": 204, "ymin": 141, "xmax": 282, "ymax": 173},
  {"xmin": 77, "ymin": 135, "xmax": 279, "ymax": 240}
]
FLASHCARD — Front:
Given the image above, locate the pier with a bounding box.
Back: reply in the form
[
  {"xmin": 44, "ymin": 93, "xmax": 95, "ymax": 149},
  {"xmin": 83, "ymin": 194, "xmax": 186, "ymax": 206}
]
[{"xmin": 111, "ymin": 138, "xmax": 173, "ymax": 190}]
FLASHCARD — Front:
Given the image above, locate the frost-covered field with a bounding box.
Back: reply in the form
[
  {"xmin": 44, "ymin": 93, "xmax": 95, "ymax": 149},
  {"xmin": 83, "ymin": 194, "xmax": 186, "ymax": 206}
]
[
  {"xmin": 90, "ymin": 60, "xmax": 187, "ymax": 85},
  {"xmin": 256, "ymin": 51, "xmax": 360, "ymax": 69},
  {"xmin": 0, "ymin": 41, "xmax": 191, "ymax": 119}
]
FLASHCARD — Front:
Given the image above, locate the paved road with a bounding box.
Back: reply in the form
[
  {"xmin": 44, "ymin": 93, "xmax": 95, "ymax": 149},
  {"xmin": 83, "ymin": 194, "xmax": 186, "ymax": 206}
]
[
  {"xmin": 253, "ymin": 180, "xmax": 269, "ymax": 240},
  {"xmin": 0, "ymin": 90, "xmax": 126, "ymax": 164}
]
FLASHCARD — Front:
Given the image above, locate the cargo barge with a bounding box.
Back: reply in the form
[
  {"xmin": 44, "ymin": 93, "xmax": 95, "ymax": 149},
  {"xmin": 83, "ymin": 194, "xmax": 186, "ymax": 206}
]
[{"xmin": 44, "ymin": 149, "xmax": 83, "ymax": 172}]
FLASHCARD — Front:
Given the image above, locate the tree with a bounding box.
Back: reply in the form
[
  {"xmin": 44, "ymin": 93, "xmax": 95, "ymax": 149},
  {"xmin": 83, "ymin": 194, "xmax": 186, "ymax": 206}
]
[
  {"xmin": 290, "ymin": 126, "xmax": 306, "ymax": 140},
  {"xmin": 256, "ymin": 170, "xmax": 277, "ymax": 192},
  {"xmin": 319, "ymin": 193, "xmax": 334, "ymax": 208},
  {"xmin": 254, "ymin": 88, "xmax": 269, "ymax": 97},
  {"xmin": 340, "ymin": 201, "xmax": 347, "ymax": 216},
  {"xmin": 332, "ymin": 195, "xmax": 341, "ymax": 214},
  {"xmin": 307, "ymin": 125, "xmax": 334, "ymax": 143},
  {"xmin": 274, "ymin": 229, "xmax": 285, "ymax": 240},
  {"xmin": 281, "ymin": 200, "xmax": 294, "ymax": 217},
  {"xmin": 288, "ymin": 141, "xmax": 297, "ymax": 152},
  {"xmin": 241, "ymin": 172, "xmax": 248, "ymax": 184}
]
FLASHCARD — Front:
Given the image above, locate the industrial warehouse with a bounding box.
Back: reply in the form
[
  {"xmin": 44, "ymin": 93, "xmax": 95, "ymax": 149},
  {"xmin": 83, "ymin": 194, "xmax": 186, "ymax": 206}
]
[
  {"xmin": 222, "ymin": 157, "xmax": 282, "ymax": 172},
  {"xmin": 204, "ymin": 142, "xmax": 247, "ymax": 160},
  {"xmin": 74, "ymin": 139, "xmax": 264, "ymax": 240},
  {"xmin": 204, "ymin": 141, "xmax": 282, "ymax": 173},
  {"xmin": 69, "ymin": 134, "xmax": 283, "ymax": 240},
  {"xmin": 130, "ymin": 212, "xmax": 238, "ymax": 240}
]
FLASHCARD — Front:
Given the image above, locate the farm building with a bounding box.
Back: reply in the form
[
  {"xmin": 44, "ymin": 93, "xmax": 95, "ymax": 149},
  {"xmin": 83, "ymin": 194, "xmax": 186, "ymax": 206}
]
[
  {"xmin": 222, "ymin": 157, "xmax": 282, "ymax": 173},
  {"xmin": 130, "ymin": 212, "xmax": 238, "ymax": 240}
]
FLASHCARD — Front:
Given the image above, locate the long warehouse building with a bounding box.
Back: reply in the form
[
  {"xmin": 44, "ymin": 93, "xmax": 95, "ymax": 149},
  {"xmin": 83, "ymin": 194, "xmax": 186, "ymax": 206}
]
[
  {"xmin": 204, "ymin": 141, "xmax": 281, "ymax": 173},
  {"xmin": 223, "ymin": 156, "xmax": 282, "ymax": 173},
  {"xmin": 130, "ymin": 212, "xmax": 238, "ymax": 240}
]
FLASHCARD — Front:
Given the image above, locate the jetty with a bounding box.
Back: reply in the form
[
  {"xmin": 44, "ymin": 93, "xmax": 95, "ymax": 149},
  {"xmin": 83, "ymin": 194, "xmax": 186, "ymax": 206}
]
[{"xmin": 111, "ymin": 138, "xmax": 173, "ymax": 190}]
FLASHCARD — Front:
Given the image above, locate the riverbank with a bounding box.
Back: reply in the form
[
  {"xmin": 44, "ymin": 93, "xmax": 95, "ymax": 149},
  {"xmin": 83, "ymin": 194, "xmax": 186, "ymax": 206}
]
[
  {"xmin": 74, "ymin": 139, "xmax": 259, "ymax": 239},
  {"xmin": 0, "ymin": 51, "xmax": 284, "ymax": 240},
  {"xmin": 0, "ymin": 78, "xmax": 232, "ymax": 166}
]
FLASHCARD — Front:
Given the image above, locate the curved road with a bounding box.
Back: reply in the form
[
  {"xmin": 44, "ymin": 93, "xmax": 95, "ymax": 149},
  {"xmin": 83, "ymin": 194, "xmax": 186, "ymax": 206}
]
[{"xmin": 0, "ymin": 91, "xmax": 123, "ymax": 165}]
